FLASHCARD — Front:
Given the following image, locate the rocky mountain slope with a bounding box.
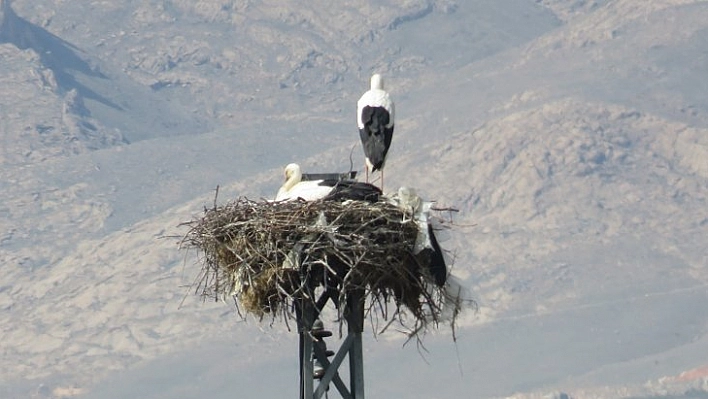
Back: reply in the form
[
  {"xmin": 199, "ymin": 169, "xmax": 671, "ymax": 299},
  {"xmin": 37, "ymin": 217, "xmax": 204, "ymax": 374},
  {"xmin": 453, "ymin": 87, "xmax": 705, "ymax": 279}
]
[{"xmin": 1, "ymin": 1, "xmax": 707, "ymax": 398}]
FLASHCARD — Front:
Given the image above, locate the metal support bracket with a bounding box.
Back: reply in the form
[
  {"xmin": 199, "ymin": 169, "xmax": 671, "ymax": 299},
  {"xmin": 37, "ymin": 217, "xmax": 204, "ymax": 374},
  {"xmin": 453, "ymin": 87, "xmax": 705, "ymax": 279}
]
[{"xmin": 298, "ymin": 288, "xmax": 365, "ymax": 399}]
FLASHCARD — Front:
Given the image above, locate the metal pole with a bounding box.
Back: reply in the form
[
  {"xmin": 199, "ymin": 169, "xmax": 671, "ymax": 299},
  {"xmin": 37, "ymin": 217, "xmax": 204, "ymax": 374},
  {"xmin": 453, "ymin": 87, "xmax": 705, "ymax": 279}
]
[
  {"xmin": 298, "ymin": 298, "xmax": 315, "ymax": 399},
  {"xmin": 297, "ymin": 269, "xmax": 366, "ymax": 398},
  {"xmin": 347, "ymin": 289, "xmax": 365, "ymax": 399}
]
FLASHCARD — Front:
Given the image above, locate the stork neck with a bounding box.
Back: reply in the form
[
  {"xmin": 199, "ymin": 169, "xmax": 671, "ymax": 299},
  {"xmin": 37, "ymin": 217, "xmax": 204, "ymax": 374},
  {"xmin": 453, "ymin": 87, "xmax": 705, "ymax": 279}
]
[{"xmin": 283, "ymin": 169, "xmax": 302, "ymax": 191}]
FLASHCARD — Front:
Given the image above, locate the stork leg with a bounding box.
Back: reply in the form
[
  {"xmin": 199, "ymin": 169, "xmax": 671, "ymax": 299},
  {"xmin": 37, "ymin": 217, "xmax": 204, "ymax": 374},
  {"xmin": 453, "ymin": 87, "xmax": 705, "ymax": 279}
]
[
  {"xmin": 365, "ymin": 165, "xmax": 369, "ymax": 184},
  {"xmin": 380, "ymin": 169, "xmax": 384, "ymax": 193}
]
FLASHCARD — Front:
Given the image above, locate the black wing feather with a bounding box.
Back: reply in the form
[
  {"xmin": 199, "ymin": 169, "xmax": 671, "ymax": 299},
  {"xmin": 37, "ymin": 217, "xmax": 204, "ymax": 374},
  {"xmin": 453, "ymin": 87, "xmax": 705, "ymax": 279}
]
[
  {"xmin": 426, "ymin": 224, "xmax": 447, "ymax": 287},
  {"xmin": 359, "ymin": 106, "xmax": 394, "ymax": 171},
  {"xmin": 322, "ymin": 180, "xmax": 382, "ymax": 203}
]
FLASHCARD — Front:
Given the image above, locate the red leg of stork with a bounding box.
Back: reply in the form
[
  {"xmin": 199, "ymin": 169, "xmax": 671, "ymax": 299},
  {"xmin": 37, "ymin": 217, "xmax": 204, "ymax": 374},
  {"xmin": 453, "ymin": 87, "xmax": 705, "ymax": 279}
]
[{"xmin": 380, "ymin": 169, "xmax": 384, "ymax": 193}]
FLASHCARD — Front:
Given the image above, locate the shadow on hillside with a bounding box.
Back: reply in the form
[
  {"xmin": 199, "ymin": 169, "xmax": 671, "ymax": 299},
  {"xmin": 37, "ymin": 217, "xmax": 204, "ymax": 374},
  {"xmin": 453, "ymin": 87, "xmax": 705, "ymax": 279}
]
[{"xmin": 0, "ymin": 0, "xmax": 122, "ymax": 111}]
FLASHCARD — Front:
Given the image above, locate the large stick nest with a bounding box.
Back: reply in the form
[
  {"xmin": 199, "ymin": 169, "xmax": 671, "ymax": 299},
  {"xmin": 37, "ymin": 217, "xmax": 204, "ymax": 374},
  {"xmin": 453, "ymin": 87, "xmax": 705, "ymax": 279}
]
[{"xmin": 180, "ymin": 196, "xmax": 462, "ymax": 336}]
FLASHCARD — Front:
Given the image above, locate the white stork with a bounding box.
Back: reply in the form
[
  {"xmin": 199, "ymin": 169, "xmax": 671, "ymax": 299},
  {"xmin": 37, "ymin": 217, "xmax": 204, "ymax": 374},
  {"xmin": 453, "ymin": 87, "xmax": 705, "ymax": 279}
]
[
  {"xmin": 357, "ymin": 73, "xmax": 394, "ymax": 191},
  {"xmin": 275, "ymin": 163, "xmax": 381, "ymax": 203},
  {"xmin": 390, "ymin": 187, "xmax": 448, "ymax": 287}
]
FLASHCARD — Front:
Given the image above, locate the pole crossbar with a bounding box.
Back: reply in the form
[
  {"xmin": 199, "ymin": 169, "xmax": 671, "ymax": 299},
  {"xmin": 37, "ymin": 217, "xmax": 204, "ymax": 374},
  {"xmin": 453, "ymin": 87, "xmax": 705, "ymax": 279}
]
[
  {"xmin": 314, "ymin": 334, "xmax": 354, "ymax": 399},
  {"xmin": 298, "ymin": 284, "xmax": 365, "ymax": 399}
]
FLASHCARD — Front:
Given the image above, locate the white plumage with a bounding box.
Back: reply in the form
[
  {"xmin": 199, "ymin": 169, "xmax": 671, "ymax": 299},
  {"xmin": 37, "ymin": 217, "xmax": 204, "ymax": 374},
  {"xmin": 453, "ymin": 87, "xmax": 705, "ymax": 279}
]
[{"xmin": 275, "ymin": 163, "xmax": 335, "ymax": 202}]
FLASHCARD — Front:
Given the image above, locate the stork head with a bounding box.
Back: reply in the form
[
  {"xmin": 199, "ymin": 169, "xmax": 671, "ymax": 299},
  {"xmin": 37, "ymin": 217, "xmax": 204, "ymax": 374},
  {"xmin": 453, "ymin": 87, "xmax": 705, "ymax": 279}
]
[
  {"xmin": 284, "ymin": 163, "xmax": 299, "ymax": 180},
  {"xmin": 370, "ymin": 74, "xmax": 384, "ymax": 90},
  {"xmin": 283, "ymin": 163, "xmax": 302, "ymax": 183}
]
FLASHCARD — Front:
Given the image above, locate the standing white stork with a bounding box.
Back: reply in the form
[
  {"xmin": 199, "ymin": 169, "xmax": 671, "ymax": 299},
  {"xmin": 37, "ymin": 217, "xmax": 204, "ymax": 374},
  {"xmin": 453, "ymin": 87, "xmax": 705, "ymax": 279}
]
[
  {"xmin": 357, "ymin": 73, "xmax": 394, "ymax": 191},
  {"xmin": 275, "ymin": 163, "xmax": 381, "ymax": 203}
]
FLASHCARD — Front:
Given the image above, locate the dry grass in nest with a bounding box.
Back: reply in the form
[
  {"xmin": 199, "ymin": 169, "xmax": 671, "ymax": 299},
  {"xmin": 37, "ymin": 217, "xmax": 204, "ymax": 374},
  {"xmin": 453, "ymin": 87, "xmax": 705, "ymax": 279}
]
[{"xmin": 180, "ymin": 196, "xmax": 463, "ymax": 336}]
